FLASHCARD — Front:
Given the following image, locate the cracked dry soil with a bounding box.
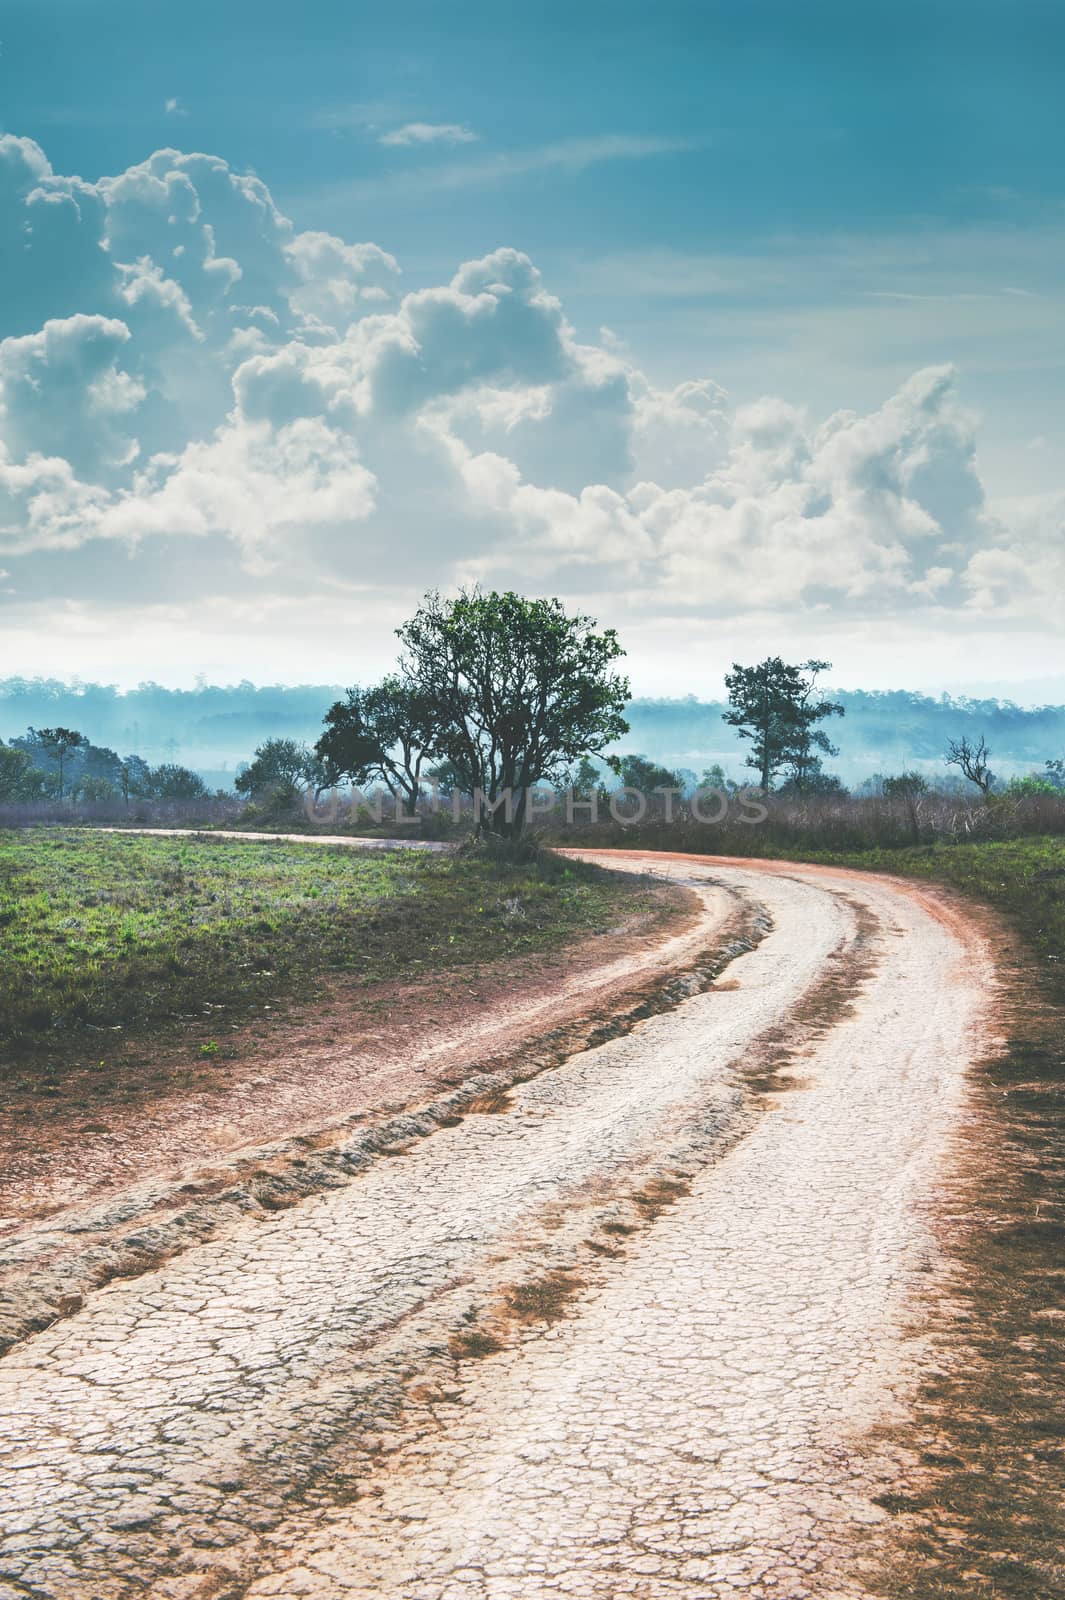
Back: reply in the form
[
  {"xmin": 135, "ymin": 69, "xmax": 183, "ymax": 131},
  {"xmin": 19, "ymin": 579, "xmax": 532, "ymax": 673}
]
[{"xmin": 0, "ymin": 853, "xmax": 1000, "ymax": 1600}]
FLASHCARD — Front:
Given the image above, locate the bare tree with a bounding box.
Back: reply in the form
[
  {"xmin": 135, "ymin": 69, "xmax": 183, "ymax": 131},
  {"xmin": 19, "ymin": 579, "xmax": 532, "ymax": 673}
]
[{"xmin": 946, "ymin": 734, "xmax": 994, "ymax": 798}]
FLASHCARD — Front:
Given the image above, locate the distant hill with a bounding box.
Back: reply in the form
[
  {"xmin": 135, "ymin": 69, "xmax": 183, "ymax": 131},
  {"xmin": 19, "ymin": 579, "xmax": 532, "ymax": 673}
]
[{"xmin": 1, "ymin": 678, "xmax": 1062, "ymax": 788}]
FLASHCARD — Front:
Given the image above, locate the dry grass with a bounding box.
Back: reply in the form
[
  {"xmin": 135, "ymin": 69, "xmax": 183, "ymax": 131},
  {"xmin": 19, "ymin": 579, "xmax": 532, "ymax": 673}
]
[
  {"xmin": 545, "ymin": 789, "xmax": 1065, "ymax": 856},
  {"xmin": 630, "ymin": 1175, "xmax": 692, "ymax": 1220},
  {"xmin": 501, "ymin": 1269, "xmax": 586, "ymax": 1326},
  {"xmin": 448, "ymin": 1327, "xmax": 504, "ymax": 1360},
  {"xmin": 461, "ymin": 1088, "xmax": 516, "ymax": 1115}
]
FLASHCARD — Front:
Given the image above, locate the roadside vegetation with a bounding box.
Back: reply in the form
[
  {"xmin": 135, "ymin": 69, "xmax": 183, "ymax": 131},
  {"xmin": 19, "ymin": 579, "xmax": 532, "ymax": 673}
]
[
  {"xmin": 0, "ymin": 829, "xmax": 666, "ymax": 1076},
  {"xmin": 814, "ymin": 835, "xmax": 1065, "ymax": 972}
]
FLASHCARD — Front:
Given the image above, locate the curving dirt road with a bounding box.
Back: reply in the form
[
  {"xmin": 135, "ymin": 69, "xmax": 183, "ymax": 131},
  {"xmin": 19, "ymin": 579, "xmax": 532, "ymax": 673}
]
[{"xmin": 0, "ymin": 851, "xmax": 999, "ymax": 1600}]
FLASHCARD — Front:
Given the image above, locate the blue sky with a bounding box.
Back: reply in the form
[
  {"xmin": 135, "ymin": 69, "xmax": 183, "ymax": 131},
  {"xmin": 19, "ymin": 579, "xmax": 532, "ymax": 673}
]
[{"xmin": 0, "ymin": 1, "xmax": 1062, "ymax": 693}]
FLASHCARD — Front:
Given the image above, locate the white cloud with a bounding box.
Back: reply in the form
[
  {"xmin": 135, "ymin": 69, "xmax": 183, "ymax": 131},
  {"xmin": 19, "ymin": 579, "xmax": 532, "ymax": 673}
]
[
  {"xmin": 164, "ymin": 98, "xmax": 189, "ymax": 118},
  {"xmin": 379, "ymin": 122, "xmax": 477, "ymax": 148},
  {"xmin": 0, "ymin": 130, "xmax": 1059, "ymax": 678},
  {"xmin": 94, "ymin": 415, "xmax": 377, "ymax": 572},
  {"xmin": 284, "ymin": 231, "xmax": 400, "ymax": 331},
  {"xmin": 319, "ymin": 135, "xmax": 696, "ymax": 203},
  {"xmin": 0, "ymin": 443, "xmax": 110, "ymax": 555},
  {"xmin": 448, "ymin": 361, "xmax": 1038, "ymax": 625},
  {"xmin": 0, "ymin": 315, "xmax": 145, "ymax": 477}
]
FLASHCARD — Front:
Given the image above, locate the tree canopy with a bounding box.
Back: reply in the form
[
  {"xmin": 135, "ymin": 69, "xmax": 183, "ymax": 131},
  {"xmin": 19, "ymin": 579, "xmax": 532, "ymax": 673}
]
[
  {"xmin": 316, "ymin": 676, "xmax": 440, "ymax": 817},
  {"xmin": 235, "ymin": 738, "xmax": 322, "ymax": 807},
  {"xmin": 616, "ymin": 753, "xmax": 683, "ymax": 793},
  {"xmin": 396, "ymin": 589, "xmax": 630, "ymax": 834},
  {"xmin": 25, "ymin": 727, "xmax": 86, "ymax": 799},
  {"xmin": 723, "ymin": 658, "xmax": 844, "ymax": 792}
]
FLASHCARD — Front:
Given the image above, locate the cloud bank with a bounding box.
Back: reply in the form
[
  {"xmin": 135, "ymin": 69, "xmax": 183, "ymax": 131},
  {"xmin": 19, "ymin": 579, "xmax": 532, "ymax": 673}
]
[{"xmin": 0, "ymin": 132, "xmax": 1060, "ymax": 684}]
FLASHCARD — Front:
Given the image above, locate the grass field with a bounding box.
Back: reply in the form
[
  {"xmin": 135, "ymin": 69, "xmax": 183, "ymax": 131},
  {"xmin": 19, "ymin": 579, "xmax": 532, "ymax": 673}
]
[{"xmin": 0, "ymin": 830, "xmax": 656, "ymax": 1066}]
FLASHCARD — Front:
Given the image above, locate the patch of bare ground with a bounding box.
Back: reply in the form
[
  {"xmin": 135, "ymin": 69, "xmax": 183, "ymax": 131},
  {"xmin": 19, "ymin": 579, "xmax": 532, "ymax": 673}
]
[
  {"xmin": 864, "ymin": 911, "xmax": 1065, "ymax": 1600},
  {"xmin": 0, "ymin": 874, "xmax": 760, "ymax": 1356},
  {"xmin": 0, "ymin": 871, "xmax": 698, "ymax": 1227},
  {"xmin": 740, "ymin": 891, "xmax": 880, "ymax": 1096},
  {"xmin": 373, "ymin": 889, "xmax": 881, "ymax": 1419}
]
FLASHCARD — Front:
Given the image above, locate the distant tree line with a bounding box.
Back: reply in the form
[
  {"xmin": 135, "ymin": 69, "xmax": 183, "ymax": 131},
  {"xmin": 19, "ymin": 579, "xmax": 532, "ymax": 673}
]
[
  {"xmin": 3, "ymin": 675, "xmax": 1064, "ymax": 775},
  {"xmin": 3, "ymin": 611, "xmax": 1063, "ymax": 830},
  {"xmin": 0, "ymin": 727, "xmax": 210, "ymax": 805}
]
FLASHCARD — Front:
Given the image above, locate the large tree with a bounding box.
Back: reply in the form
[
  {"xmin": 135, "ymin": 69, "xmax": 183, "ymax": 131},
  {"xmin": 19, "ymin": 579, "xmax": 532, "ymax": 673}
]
[
  {"xmin": 723, "ymin": 658, "xmax": 843, "ymax": 792},
  {"xmin": 316, "ymin": 676, "xmax": 440, "ymax": 817},
  {"xmin": 397, "ymin": 589, "xmax": 630, "ymax": 836}
]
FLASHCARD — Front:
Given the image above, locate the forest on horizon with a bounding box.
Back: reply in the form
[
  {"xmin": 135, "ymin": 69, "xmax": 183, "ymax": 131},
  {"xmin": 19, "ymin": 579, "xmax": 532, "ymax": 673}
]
[{"xmin": 1, "ymin": 676, "xmax": 1062, "ymax": 790}]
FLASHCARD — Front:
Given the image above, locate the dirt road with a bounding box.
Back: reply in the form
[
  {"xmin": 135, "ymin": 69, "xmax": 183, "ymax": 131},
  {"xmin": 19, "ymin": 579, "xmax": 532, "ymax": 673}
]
[{"xmin": 0, "ymin": 852, "xmax": 998, "ymax": 1600}]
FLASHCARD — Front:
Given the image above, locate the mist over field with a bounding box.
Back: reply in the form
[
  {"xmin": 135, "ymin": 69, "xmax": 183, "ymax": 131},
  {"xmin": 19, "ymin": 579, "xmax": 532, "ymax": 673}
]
[{"xmin": 2, "ymin": 676, "xmax": 1062, "ymax": 790}]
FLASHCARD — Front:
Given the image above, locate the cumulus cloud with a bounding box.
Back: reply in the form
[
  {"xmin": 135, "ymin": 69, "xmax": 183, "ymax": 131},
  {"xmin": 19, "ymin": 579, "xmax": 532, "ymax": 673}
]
[
  {"xmin": 0, "ymin": 315, "xmax": 145, "ymax": 477},
  {"xmin": 95, "ymin": 415, "xmax": 377, "ymax": 572},
  {"xmin": 379, "ymin": 122, "xmax": 477, "ymax": 147},
  {"xmin": 449, "ymin": 362, "xmax": 1034, "ymax": 624},
  {"xmin": 0, "ymin": 130, "xmax": 1059, "ymax": 662}
]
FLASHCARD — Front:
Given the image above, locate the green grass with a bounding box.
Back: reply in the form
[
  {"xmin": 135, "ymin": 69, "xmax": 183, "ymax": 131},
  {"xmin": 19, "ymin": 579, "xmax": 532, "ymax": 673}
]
[{"xmin": 0, "ymin": 830, "xmax": 656, "ymax": 1066}]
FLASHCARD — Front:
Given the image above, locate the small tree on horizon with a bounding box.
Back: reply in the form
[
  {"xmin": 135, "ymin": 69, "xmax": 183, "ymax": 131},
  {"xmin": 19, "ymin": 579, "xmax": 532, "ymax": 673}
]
[
  {"xmin": 616, "ymin": 752, "xmax": 683, "ymax": 794},
  {"xmin": 148, "ymin": 763, "xmax": 208, "ymax": 801},
  {"xmin": 0, "ymin": 742, "xmax": 44, "ymax": 802},
  {"xmin": 235, "ymin": 739, "xmax": 322, "ymax": 809},
  {"xmin": 946, "ymin": 733, "xmax": 994, "ymax": 798},
  {"xmin": 119, "ymin": 755, "xmax": 152, "ymax": 805},
  {"xmin": 783, "ymin": 660, "xmax": 845, "ymax": 791},
  {"xmin": 27, "ymin": 727, "xmax": 87, "ymax": 800},
  {"xmin": 722, "ymin": 659, "xmax": 843, "ymax": 792},
  {"xmin": 568, "ymin": 755, "xmax": 605, "ymax": 796},
  {"xmin": 882, "ymin": 771, "xmax": 929, "ymax": 799}
]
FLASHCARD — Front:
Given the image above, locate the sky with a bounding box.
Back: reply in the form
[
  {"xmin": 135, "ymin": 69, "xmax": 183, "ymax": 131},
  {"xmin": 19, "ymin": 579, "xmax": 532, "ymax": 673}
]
[{"xmin": 0, "ymin": 0, "xmax": 1062, "ymax": 699}]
